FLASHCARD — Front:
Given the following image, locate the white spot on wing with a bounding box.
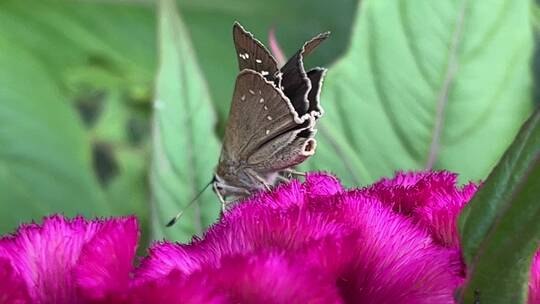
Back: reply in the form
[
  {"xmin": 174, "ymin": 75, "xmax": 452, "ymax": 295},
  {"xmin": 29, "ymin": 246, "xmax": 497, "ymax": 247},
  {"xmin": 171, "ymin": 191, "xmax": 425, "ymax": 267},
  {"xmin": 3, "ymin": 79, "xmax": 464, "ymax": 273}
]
[
  {"xmin": 241, "ymin": 95, "xmax": 246, "ymax": 101},
  {"xmin": 259, "ymin": 98, "xmax": 264, "ymax": 103},
  {"xmin": 263, "ymin": 105, "xmax": 268, "ymax": 110},
  {"xmin": 249, "ymin": 89, "xmax": 255, "ymax": 95},
  {"xmin": 261, "ymin": 71, "xmax": 269, "ymax": 76},
  {"xmin": 244, "ymin": 53, "xmax": 250, "ymax": 59},
  {"xmin": 265, "ymin": 129, "xmax": 270, "ymax": 135},
  {"xmin": 266, "ymin": 115, "xmax": 273, "ymax": 121},
  {"xmin": 255, "ymin": 59, "xmax": 262, "ymax": 63}
]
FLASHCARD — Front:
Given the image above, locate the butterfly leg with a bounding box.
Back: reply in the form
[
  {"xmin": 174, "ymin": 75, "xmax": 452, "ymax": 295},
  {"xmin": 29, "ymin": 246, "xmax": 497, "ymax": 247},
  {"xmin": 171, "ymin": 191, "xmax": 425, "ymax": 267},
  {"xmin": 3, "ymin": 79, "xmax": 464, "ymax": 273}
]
[
  {"xmin": 245, "ymin": 169, "xmax": 272, "ymax": 191},
  {"xmin": 278, "ymin": 169, "xmax": 305, "ymax": 181},
  {"xmin": 283, "ymin": 168, "xmax": 306, "ymax": 177},
  {"xmin": 275, "ymin": 174, "xmax": 290, "ymax": 183},
  {"xmin": 212, "ymin": 181, "xmax": 227, "ymax": 215},
  {"xmin": 213, "ymin": 181, "xmax": 251, "ymax": 216}
]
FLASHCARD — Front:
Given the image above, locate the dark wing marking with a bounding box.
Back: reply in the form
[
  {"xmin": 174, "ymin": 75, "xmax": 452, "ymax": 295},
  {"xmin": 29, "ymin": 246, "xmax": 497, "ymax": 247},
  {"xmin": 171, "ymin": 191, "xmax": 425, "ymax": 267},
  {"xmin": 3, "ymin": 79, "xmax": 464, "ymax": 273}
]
[
  {"xmin": 306, "ymin": 67, "xmax": 326, "ymax": 118},
  {"xmin": 279, "ymin": 32, "xmax": 329, "ymax": 117}
]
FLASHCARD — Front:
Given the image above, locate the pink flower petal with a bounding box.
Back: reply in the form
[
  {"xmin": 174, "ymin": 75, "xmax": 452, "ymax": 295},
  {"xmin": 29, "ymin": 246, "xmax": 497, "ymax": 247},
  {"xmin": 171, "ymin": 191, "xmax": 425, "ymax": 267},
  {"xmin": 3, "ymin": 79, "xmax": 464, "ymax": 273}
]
[
  {"xmin": 74, "ymin": 217, "xmax": 139, "ymax": 302},
  {"xmin": 0, "ymin": 216, "xmax": 98, "ymax": 302},
  {"xmin": 133, "ymin": 251, "xmax": 341, "ymax": 304},
  {"xmin": 135, "ymin": 242, "xmax": 199, "ymax": 282},
  {"xmin": 0, "ymin": 215, "xmax": 139, "ymax": 303},
  {"xmin": 137, "ymin": 201, "xmax": 347, "ymax": 280},
  {"xmin": 365, "ymin": 171, "xmax": 478, "ymax": 248},
  {"xmin": 300, "ymin": 192, "xmax": 462, "ymax": 303},
  {"xmin": 192, "ymin": 252, "xmax": 341, "ymax": 303},
  {"xmin": 366, "ymin": 171, "xmax": 458, "ymax": 215},
  {"xmin": 132, "ymin": 269, "xmax": 227, "ymax": 304},
  {"xmin": 0, "ymin": 257, "xmax": 30, "ymax": 304},
  {"xmin": 305, "ymin": 172, "xmax": 344, "ymax": 197}
]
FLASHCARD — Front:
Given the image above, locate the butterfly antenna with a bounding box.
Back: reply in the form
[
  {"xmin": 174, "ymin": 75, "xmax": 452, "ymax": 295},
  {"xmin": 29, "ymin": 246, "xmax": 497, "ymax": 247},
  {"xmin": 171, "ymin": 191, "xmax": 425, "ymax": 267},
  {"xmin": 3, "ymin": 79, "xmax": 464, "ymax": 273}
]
[{"xmin": 166, "ymin": 179, "xmax": 214, "ymax": 227}]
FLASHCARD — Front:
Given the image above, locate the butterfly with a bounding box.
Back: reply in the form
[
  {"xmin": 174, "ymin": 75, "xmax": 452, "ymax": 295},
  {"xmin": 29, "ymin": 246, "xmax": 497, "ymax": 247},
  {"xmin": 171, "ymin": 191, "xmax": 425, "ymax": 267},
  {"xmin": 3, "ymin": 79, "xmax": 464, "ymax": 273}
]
[{"xmin": 212, "ymin": 22, "xmax": 330, "ymax": 208}]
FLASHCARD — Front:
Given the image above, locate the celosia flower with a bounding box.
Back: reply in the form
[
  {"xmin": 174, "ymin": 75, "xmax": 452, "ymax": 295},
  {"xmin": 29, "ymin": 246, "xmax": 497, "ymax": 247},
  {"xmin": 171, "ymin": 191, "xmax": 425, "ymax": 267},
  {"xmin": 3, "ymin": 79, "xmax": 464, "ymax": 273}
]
[
  {"xmin": 3, "ymin": 170, "xmax": 539, "ymax": 303},
  {"xmin": 133, "ymin": 251, "xmax": 341, "ymax": 303},
  {"xmin": 136, "ymin": 173, "xmax": 461, "ymax": 303},
  {"xmin": 365, "ymin": 171, "xmax": 540, "ymax": 303},
  {"xmin": 0, "ymin": 215, "xmax": 139, "ymax": 303},
  {"xmin": 365, "ymin": 171, "xmax": 478, "ymax": 248},
  {"xmin": 135, "ymin": 173, "xmax": 346, "ymax": 282},
  {"xmin": 0, "ymin": 257, "xmax": 30, "ymax": 304}
]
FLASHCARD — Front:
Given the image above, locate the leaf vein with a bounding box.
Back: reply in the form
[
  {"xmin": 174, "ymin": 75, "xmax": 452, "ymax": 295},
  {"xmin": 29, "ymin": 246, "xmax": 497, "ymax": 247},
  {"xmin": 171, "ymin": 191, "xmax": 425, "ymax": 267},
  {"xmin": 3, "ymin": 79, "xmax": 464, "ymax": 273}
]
[{"xmin": 425, "ymin": 0, "xmax": 468, "ymax": 169}]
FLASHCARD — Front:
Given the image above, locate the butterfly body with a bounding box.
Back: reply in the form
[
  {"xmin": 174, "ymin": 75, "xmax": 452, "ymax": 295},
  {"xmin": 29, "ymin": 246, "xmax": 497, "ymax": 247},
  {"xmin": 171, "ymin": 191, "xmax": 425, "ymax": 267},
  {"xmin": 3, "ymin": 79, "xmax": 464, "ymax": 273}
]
[{"xmin": 214, "ymin": 23, "xmax": 329, "ymax": 205}]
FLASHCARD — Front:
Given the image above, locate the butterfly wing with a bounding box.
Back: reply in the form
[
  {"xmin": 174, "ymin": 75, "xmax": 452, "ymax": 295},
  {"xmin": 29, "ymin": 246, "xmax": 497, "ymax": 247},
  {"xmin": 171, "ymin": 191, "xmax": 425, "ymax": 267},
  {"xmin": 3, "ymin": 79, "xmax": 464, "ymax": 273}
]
[
  {"xmin": 233, "ymin": 22, "xmax": 280, "ymax": 84},
  {"xmin": 279, "ymin": 32, "xmax": 329, "ymax": 117},
  {"xmin": 248, "ymin": 35, "xmax": 329, "ymax": 172},
  {"xmin": 217, "ymin": 24, "xmax": 329, "ymax": 192},
  {"xmin": 248, "ymin": 68, "xmax": 327, "ymax": 171},
  {"xmin": 220, "ymin": 69, "xmax": 312, "ymax": 163}
]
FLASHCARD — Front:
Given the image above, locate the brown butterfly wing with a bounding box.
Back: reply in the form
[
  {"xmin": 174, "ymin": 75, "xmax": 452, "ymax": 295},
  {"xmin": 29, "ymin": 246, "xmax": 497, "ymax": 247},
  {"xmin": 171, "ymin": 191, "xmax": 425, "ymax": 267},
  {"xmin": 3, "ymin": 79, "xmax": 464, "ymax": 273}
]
[
  {"xmin": 233, "ymin": 22, "xmax": 280, "ymax": 84},
  {"xmin": 217, "ymin": 24, "xmax": 329, "ymax": 193},
  {"xmin": 248, "ymin": 68, "xmax": 327, "ymax": 171},
  {"xmin": 219, "ymin": 69, "xmax": 312, "ymax": 165}
]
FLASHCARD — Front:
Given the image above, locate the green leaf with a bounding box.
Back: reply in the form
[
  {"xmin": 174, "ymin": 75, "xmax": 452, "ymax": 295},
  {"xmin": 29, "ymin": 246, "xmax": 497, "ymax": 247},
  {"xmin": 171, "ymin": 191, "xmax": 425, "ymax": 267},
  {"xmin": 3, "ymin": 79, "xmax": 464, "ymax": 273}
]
[
  {"xmin": 0, "ymin": 0, "xmax": 156, "ymax": 240},
  {"xmin": 150, "ymin": 0, "xmax": 221, "ymax": 242},
  {"xmin": 106, "ymin": 146, "xmax": 151, "ymax": 254},
  {"xmin": 88, "ymin": 89, "xmax": 151, "ymax": 251},
  {"xmin": 457, "ymin": 107, "xmax": 540, "ymax": 303},
  {"xmin": 305, "ymin": 0, "xmax": 533, "ymax": 185},
  {"xmin": 0, "ymin": 38, "xmax": 110, "ymax": 233},
  {"xmin": 0, "ymin": 0, "xmax": 358, "ymax": 132},
  {"xmin": 0, "ymin": 0, "xmax": 155, "ymax": 85}
]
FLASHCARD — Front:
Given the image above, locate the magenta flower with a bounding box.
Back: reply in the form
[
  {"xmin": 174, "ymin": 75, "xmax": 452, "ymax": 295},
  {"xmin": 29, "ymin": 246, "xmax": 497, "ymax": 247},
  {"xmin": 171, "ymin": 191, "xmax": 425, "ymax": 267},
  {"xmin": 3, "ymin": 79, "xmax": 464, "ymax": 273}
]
[
  {"xmin": 0, "ymin": 215, "xmax": 139, "ymax": 303},
  {"xmin": 0, "ymin": 257, "xmax": 30, "ymax": 303},
  {"xmin": 133, "ymin": 251, "xmax": 341, "ymax": 303},
  {"xmin": 136, "ymin": 173, "xmax": 461, "ymax": 303},
  {"xmin": 364, "ymin": 171, "xmax": 540, "ymax": 303},
  {"xmin": 365, "ymin": 171, "xmax": 478, "ymax": 248},
  {"xmin": 3, "ymin": 170, "xmax": 539, "ymax": 303}
]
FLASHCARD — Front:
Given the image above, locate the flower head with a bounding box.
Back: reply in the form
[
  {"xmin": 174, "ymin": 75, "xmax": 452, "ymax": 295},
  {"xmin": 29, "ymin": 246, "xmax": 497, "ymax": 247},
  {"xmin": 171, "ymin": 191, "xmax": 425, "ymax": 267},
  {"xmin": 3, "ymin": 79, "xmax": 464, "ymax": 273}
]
[
  {"xmin": 365, "ymin": 171, "xmax": 478, "ymax": 248},
  {"xmin": 134, "ymin": 251, "xmax": 341, "ymax": 304},
  {"xmin": 9, "ymin": 171, "xmax": 538, "ymax": 303},
  {"xmin": 137, "ymin": 173, "xmax": 461, "ymax": 303},
  {"xmin": 0, "ymin": 257, "xmax": 30, "ymax": 304},
  {"xmin": 0, "ymin": 215, "xmax": 139, "ymax": 303}
]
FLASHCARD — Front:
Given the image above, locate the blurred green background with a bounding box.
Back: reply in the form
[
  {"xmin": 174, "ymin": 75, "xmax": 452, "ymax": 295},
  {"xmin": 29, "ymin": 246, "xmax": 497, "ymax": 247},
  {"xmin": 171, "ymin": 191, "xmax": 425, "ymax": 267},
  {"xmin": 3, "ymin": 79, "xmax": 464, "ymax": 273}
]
[{"xmin": 0, "ymin": 0, "xmax": 537, "ymax": 247}]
